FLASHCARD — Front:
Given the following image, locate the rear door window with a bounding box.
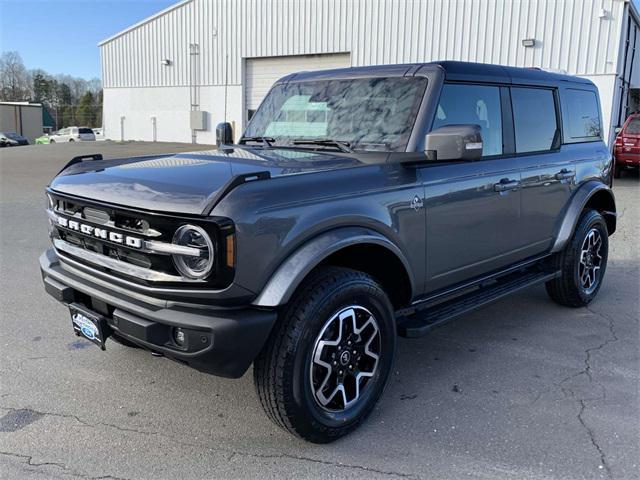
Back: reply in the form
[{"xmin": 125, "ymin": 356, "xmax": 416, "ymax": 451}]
[
  {"xmin": 563, "ymin": 89, "xmax": 602, "ymax": 141},
  {"xmin": 511, "ymin": 87, "xmax": 558, "ymax": 153},
  {"xmin": 433, "ymin": 84, "xmax": 503, "ymax": 157},
  {"xmin": 79, "ymin": 128, "xmax": 93, "ymax": 134}
]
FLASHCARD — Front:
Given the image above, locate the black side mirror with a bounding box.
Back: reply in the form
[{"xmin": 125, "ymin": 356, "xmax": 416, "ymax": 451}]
[
  {"xmin": 424, "ymin": 124, "xmax": 483, "ymax": 161},
  {"xmin": 216, "ymin": 122, "xmax": 233, "ymax": 147}
]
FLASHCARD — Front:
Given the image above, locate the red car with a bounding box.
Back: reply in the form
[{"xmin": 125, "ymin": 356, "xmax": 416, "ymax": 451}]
[{"xmin": 614, "ymin": 114, "xmax": 640, "ymax": 177}]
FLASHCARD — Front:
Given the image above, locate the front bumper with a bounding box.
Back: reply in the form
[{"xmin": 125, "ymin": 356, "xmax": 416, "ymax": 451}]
[{"xmin": 40, "ymin": 248, "xmax": 277, "ymax": 378}]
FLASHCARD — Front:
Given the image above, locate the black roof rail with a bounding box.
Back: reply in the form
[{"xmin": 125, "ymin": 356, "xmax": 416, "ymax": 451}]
[
  {"xmin": 201, "ymin": 171, "xmax": 271, "ymax": 215},
  {"xmin": 56, "ymin": 153, "xmax": 103, "ymax": 176}
]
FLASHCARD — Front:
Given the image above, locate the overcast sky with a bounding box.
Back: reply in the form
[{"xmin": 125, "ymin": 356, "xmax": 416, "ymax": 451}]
[{"xmin": 2, "ymin": 0, "xmax": 640, "ymax": 80}]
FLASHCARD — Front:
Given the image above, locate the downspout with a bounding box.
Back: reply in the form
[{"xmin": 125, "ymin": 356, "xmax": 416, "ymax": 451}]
[
  {"xmin": 617, "ymin": 13, "xmax": 632, "ymax": 128},
  {"xmin": 626, "ymin": 24, "xmax": 637, "ymax": 114},
  {"xmin": 18, "ymin": 106, "xmax": 23, "ymax": 136}
]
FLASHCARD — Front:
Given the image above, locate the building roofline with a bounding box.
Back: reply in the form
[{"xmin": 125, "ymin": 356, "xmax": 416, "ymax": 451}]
[
  {"xmin": 0, "ymin": 101, "xmax": 42, "ymax": 107},
  {"xmin": 98, "ymin": 0, "xmax": 193, "ymax": 46}
]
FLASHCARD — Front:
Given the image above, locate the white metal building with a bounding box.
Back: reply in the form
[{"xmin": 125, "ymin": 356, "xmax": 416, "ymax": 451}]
[{"xmin": 99, "ymin": 0, "xmax": 640, "ymax": 146}]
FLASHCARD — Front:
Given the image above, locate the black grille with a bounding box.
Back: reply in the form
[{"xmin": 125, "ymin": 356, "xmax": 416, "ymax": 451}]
[{"xmin": 48, "ymin": 191, "xmax": 235, "ymax": 288}]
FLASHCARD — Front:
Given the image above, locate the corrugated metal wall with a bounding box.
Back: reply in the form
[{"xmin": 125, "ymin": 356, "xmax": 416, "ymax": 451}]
[{"xmin": 101, "ymin": 0, "xmax": 627, "ymax": 89}]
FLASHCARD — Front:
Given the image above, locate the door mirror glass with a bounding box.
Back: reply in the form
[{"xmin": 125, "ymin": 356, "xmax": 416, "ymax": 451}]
[
  {"xmin": 424, "ymin": 124, "xmax": 483, "ymax": 161},
  {"xmin": 216, "ymin": 122, "xmax": 233, "ymax": 147}
]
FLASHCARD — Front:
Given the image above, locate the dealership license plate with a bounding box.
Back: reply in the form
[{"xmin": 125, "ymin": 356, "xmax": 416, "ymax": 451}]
[{"xmin": 70, "ymin": 304, "xmax": 111, "ymax": 350}]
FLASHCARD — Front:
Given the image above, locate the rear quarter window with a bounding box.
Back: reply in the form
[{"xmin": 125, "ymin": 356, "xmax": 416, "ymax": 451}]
[{"xmin": 562, "ymin": 89, "xmax": 602, "ymax": 142}]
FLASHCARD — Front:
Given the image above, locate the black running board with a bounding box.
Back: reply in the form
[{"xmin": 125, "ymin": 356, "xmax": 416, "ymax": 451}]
[{"xmin": 396, "ymin": 268, "xmax": 560, "ymax": 338}]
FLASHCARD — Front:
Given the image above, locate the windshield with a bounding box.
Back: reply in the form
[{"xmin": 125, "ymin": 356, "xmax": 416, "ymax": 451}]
[{"xmin": 244, "ymin": 77, "xmax": 428, "ymax": 152}]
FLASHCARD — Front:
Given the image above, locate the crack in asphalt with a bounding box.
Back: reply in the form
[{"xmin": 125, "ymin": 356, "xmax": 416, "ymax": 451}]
[
  {"xmin": 0, "ymin": 450, "xmax": 129, "ymax": 480},
  {"xmin": 557, "ymin": 307, "xmax": 619, "ymax": 479},
  {"xmin": 0, "ymin": 406, "xmax": 417, "ymax": 479}
]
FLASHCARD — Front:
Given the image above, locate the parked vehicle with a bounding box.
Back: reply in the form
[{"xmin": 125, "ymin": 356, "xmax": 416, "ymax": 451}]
[
  {"xmin": 613, "ymin": 113, "xmax": 640, "ymax": 177},
  {"xmin": 49, "ymin": 127, "xmax": 96, "ymax": 143},
  {"xmin": 92, "ymin": 128, "xmax": 106, "ymax": 141},
  {"xmin": 0, "ymin": 131, "xmax": 29, "ymax": 147},
  {"xmin": 40, "ymin": 62, "xmax": 616, "ymax": 443},
  {"xmin": 35, "ymin": 134, "xmax": 51, "ymax": 145}
]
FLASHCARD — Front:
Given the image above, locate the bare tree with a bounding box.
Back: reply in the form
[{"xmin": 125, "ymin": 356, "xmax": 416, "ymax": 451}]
[{"xmin": 0, "ymin": 51, "xmax": 31, "ymax": 101}]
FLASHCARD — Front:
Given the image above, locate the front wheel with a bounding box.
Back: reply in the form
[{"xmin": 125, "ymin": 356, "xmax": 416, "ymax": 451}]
[
  {"xmin": 253, "ymin": 266, "xmax": 396, "ymax": 443},
  {"xmin": 546, "ymin": 209, "xmax": 609, "ymax": 307}
]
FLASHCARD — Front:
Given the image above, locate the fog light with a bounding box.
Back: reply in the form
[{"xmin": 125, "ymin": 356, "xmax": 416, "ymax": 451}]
[{"xmin": 174, "ymin": 328, "xmax": 186, "ymax": 346}]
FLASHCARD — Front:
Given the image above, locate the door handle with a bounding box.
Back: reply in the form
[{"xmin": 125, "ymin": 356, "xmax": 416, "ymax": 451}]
[
  {"xmin": 555, "ymin": 169, "xmax": 575, "ymax": 181},
  {"xmin": 493, "ymin": 178, "xmax": 520, "ymax": 192}
]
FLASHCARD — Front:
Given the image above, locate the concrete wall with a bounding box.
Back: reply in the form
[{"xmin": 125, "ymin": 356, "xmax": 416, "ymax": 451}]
[
  {"xmin": 0, "ymin": 104, "xmax": 43, "ymax": 144},
  {"xmin": 103, "ymin": 85, "xmax": 242, "ymax": 143}
]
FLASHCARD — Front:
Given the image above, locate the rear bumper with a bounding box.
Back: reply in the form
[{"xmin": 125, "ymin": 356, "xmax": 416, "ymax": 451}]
[
  {"xmin": 40, "ymin": 248, "xmax": 277, "ymax": 378},
  {"xmin": 614, "ymin": 152, "xmax": 640, "ymax": 166}
]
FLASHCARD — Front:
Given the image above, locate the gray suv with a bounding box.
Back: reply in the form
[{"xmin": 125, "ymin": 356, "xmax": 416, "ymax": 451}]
[{"xmin": 40, "ymin": 62, "xmax": 616, "ymax": 443}]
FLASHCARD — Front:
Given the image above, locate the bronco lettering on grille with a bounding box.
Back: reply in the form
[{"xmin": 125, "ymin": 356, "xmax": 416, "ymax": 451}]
[{"xmin": 56, "ymin": 216, "xmax": 142, "ymax": 248}]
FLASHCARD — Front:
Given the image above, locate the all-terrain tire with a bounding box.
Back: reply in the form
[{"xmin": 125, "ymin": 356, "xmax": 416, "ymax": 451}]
[
  {"xmin": 545, "ymin": 209, "xmax": 609, "ymax": 307},
  {"xmin": 253, "ymin": 266, "xmax": 396, "ymax": 443}
]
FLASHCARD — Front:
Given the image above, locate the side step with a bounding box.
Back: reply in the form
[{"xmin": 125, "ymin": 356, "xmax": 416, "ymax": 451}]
[{"xmin": 397, "ymin": 268, "xmax": 559, "ymax": 338}]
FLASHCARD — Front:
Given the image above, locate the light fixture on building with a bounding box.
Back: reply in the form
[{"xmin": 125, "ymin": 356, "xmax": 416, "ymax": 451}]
[
  {"xmin": 598, "ymin": 8, "xmax": 609, "ymax": 19},
  {"xmin": 522, "ymin": 39, "xmax": 536, "ymax": 48},
  {"xmin": 161, "ymin": 58, "xmax": 172, "ymax": 66}
]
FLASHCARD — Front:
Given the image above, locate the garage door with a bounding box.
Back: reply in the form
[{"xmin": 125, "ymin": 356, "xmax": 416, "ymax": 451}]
[{"xmin": 245, "ymin": 53, "xmax": 351, "ymax": 117}]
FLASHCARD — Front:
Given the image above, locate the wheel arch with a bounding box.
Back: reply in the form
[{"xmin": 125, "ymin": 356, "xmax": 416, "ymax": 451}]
[
  {"xmin": 551, "ymin": 181, "xmax": 617, "ymax": 253},
  {"xmin": 251, "ymin": 227, "xmax": 415, "ymax": 309}
]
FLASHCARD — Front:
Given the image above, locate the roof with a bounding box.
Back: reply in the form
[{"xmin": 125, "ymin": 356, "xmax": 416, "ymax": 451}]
[
  {"xmin": 0, "ymin": 101, "xmax": 42, "ymax": 107},
  {"xmin": 98, "ymin": 0, "xmax": 193, "ymax": 46},
  {"xmin": 279, "ymin": 61, "xmax": 594, "ymax": 87}
]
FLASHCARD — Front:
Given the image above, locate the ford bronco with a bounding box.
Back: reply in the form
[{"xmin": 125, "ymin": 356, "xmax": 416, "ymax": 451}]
[{"xmin": 40, "ymin": 62, "xmax": 616, "ymax": 443}]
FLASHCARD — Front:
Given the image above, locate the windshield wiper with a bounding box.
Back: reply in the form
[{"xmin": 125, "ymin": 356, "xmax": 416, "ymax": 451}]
[
  {"xmin": 240, "ymin": 136, "xmax": 275, "ymax": 147},
  {"xmin": 291, "ymin": 138, "xmax": 353, "ymax": 153}
]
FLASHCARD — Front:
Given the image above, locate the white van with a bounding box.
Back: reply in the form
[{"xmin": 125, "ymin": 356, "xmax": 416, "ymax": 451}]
[{"xmin": 49, "ymin": 127, "xmax": 96, "ymax": 143}]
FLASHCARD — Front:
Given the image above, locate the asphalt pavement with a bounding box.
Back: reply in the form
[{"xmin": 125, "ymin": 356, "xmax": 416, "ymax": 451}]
[{"xmin": 0, "ymin": 142, "xmax": 638, "ymax": 479}]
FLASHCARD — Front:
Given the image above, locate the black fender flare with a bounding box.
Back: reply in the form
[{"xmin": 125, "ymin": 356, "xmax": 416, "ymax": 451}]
[
  {"xmin": 251, "ymin": 226, "xmax": 415, "ymax": 307},
  {"xmin": 551, "ymin": 181, "xmax": 617, "ymax": 253}
]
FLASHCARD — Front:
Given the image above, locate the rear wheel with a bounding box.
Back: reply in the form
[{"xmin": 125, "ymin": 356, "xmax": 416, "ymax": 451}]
[
  {"xmin": 69, "ymin": 139, "xmax": 75, "ymax": 142},
  {"xmin": 49, "ymin": 139, "xmax": 55, "ymax": 144},
  {"xmin": 253, "ymin": 266, "xmax": 396, "ymax": 443},
  {"xmin": 546, "ymin": 209, "xmax": 609, "ymax": 307}
]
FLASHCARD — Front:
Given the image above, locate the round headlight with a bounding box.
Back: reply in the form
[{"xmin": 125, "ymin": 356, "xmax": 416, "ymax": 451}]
[{"xmin": 172, "ymin": 225, "xmax": 215, "ymax": 279}]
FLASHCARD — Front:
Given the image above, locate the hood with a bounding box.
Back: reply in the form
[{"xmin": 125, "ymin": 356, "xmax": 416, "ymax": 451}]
[{"xmin": 50, "ymin": 147, "xmax": 379, "ymax": 214}]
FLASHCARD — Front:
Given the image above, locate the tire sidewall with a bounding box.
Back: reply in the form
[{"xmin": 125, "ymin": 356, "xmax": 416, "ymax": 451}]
[
  {"xmin": 289, "ymin": 278, "xmax": 396, "ymax": 433},
  {"xmin": 570, "ymin": 211, "xmax": 608, "ymax": 303}
]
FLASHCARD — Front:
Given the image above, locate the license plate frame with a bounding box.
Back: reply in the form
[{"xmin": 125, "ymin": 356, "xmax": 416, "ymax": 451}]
[{"xmin": 69, "ymin": 304, "xmax": 111, "ymax": 350}]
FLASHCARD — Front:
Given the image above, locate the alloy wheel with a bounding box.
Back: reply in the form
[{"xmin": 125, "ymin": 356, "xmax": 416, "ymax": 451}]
[
  {"xmin": 578, "ymin": 228, "xmax": 603, "ymax": 294},
  {"xmin": 309, "ymin": 306, "xmax": 381, "ymax": 412}
]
